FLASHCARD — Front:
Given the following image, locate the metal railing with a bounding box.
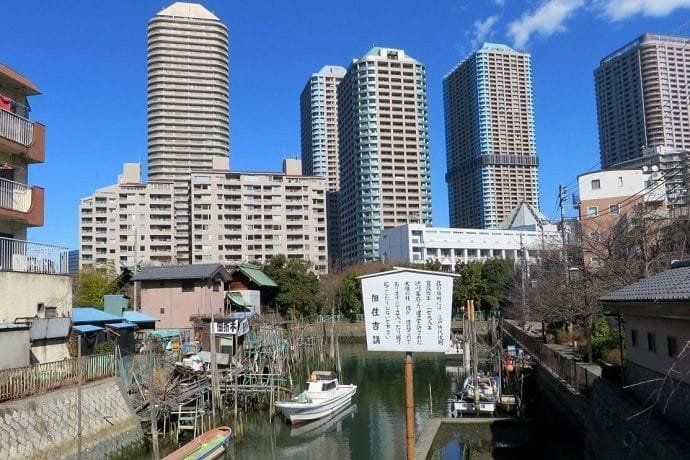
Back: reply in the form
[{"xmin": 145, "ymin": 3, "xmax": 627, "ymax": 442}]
[
  {"xmin": 0, "ymin": 177, "xmax": 32, "ymax": 212},
  {"xmin": 0, "ymin": 108, "xmax": 34, "ymax": 146},
  {"xmin": 0, "ymin": 353, "xmax": 116, "ymax": 402},
  {"xmin": 502, "ymin": 320, "xmax": 599, "ymax": 396},
  {"xmin": 0, "ymin": 237, "xmax": 69, "ymax": 274}
]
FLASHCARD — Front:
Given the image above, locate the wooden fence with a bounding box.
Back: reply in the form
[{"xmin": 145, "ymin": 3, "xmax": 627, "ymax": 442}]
[
  {"xmin": 502, "ymin": 321, "xmax": 598, "ymax": 395},
  {"xmin": 0, "ymin": 353, "xmax": 115, "ymax": 402}
]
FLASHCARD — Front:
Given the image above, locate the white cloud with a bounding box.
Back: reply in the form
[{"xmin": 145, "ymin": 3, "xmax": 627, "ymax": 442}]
[
  {"xmin": 507, "ymin": 0, "xmax": 585, "ymax": 49},
  {"xmin": 597, "ymin": 0, "xmax": 690, "ymax": 21},
  {"xmin": 469, "ymin": 15, "xmax": 500, "ymax": 48},
  {"xmin": 494, "ymin": 0, "xmax": 506, "ymax": 5}
]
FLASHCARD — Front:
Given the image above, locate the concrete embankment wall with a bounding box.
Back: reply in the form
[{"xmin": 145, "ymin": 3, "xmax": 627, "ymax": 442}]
[
  {"xmin": 0, "ymin": 377, "xmax": 143, "ymax": 459},
  {"xmin": 530, "ymin": 361, "xmax": 690, "ymax": 459}
]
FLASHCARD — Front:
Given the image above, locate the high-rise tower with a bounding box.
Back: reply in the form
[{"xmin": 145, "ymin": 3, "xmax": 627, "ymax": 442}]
[
  {"xmin": 300, "ymin": 65, "xmax": 346, "ymax": 268},
  {"xmin": 338, "ymin": 47, "xmax": 432, "ymax": 265},
  {"xmin": 595, "ymin": 33, "xmax": 690, "ymax": 168},
  {"xmin": 444, "ymin": 43, "xmax": 539, "ymax": 229},
  {"xmin": 147, "ymin": 2, "xmax": 230, "ymax": 262}
]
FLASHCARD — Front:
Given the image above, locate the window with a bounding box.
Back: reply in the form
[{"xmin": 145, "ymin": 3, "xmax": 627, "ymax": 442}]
[
  {"xmin": 213, "ymin": 281, "xmax": 221, "ymax": 292},
  {"xmin": 591, "ymin": 179, "xmax": 601, "ymax": 190},
  {"xmin": 647, "ymin": 332, "xmax": 656, "ymax": 352},
  {"xmin": 617, "ymin": 176, "xmax": 623, "ymax": 187},
  {"xmin": 181, "ymin": 280, "xmax": 195, "ymax": 292},
  {"xmin": 667, "ymin": 336, "xmax": 678, "ymax": 357},
  {"xmin": 45, "ymin": 307, "xmax": 57, "ymax": 319},
  {"xmin": 631, "ymin": 329, "xmax": 638, "ymax": 347},
  {"xmin": 587, "ymin": 206, "xmax": 598, "ymax": 217},
  {"xmin": 160, "ymin": 308, "xmax": 165, "ymax": 314},
  {"xmin": 609, "ymin": 204, "xmax": 620, "ymax": 215}
]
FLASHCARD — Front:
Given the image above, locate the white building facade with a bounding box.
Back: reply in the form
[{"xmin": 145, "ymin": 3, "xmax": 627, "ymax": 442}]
[{"xmin": 380, "ymin": 223, "xmax": 561, "ymax": 272}]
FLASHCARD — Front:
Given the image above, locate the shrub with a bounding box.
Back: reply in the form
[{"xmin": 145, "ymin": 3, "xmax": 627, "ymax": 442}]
[{"xmin": 601, "ymin": 348, "xmax": 622, "ymax": 365}]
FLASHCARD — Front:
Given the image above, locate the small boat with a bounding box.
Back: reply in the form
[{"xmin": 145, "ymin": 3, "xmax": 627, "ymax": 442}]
[
  {"xmin": 276, "ymin": 371, "xmax": 357, "ymax": 425},
  {"xmin": 163, "ymin": 426, "xmax": 232, "ymax": 460},
  {"xmin": 290, "ymin": 404, "xmax": 357, "ymax": 437},
  {"xmin": 448, "ymin": 372, "xmax": 500, "ymax": 417}
]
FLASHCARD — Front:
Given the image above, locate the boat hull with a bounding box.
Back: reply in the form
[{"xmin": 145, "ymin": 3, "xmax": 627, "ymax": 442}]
[
  {"xmin": 163, "ymin": 426, "xmax": 232, "ymax": 460},
  {"xmin": 276, "ymin": 384, "xmax": 357, "ymax": 424}
]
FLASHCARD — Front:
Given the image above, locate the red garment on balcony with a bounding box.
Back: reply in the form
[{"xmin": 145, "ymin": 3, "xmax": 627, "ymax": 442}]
[{"xmin": 0, "ymin": 95, "xmax": 11, "ymax": 111}]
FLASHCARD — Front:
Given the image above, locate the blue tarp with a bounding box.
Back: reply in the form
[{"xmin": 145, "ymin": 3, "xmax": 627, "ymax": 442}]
[
  {"xmin": 122, "ymin": 310, "xmax": 158, "ymax": 324},
  {"xmin": 229, "ymin": 311, "xmax": 257, "ymax": 320},
  {"xmin": 73, "ymin": 324, "xmax": 104, "ymax": 333},
  {"xmin": 72, "ymin": 307, "xmax": 122, "ymax": 324},
  {"xmin": 105, "ymin": 322, "xmax": 136, "ymax": 330},
  {"xmin": 150, "ymin": 329, "xmax": 181, "ymax": 338}
]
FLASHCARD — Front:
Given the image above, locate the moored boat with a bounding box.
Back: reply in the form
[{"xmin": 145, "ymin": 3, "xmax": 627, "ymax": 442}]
[
  {"xmin": 448, "ymin": 372, "xmax": 500, "ymax": 417},
  {"xmin": 162, "ymin": 426, "xmax": 232, "ymax": 460},
  {"xmin": 276, "ymin": 371, "xmax": 357, "ymax": 425}
]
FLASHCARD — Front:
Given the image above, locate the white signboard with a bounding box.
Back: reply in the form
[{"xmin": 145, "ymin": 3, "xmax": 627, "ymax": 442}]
[{"xmin": 361, "ymin": 269, "xmax": 454, "ymax": 352}]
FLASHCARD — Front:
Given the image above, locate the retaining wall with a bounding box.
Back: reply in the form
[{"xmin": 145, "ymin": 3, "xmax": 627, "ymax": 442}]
[{"xmin": 0, "ymin": 377, "xmax": 143, "ymax": 459}]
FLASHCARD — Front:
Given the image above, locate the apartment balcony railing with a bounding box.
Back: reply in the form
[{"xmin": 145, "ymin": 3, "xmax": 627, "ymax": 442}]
[
  {"xmin": 0, "ymin": 109, "xmax": 45, "ymax": 163},
  {"xmin": 0, "ymin": 177, "xmax": 44, "ymax": 227},
  {"xmin": 0, "ymin": 237, "xmax": 68, "ymax": 274}
]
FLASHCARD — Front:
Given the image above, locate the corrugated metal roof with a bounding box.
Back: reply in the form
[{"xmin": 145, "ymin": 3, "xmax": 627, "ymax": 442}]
[
  {"xmin": 72, "ymin": 307, "xmax": 122, "ymax": 324},
  {"xmin": 30, "ymin": 318, "xmax": 71, "ymax": 340},
  {"xmin": 122, "ymin": 310, "xmax": 158, "ymax": 323},
  {"xmin": 73, "ymin": 324, "xmax": 104, "ymax": 333},
  {"xmin": 131, "ymin": 263, "xmax": 230, "ymax": 282},
  {"xmin": 601, "ymin": 265, "xmax": 690, "ymax": 302},
  {"xmin": 238, "ymin": 264, "xmax": 277, "ymax": 287},
  {"xmin": 226, "ymin": 291, "xmax": 251, "ymax": 307}
]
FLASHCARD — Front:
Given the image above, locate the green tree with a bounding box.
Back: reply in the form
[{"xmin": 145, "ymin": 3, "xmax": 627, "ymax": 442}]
[
  {"xmin": 74, "ymin": 267, "xmax": 120, "ymax": 307},
  {"xmin": 263, "ymin": 255, "xmax": 323, "ymax": 318},
  {"xmin": 480, "ymin": 258, "xmax": 514, "ymax": 309},
  {"xmin": 336, "ymin": 270, "xmax": 363, "ymax": 317}
]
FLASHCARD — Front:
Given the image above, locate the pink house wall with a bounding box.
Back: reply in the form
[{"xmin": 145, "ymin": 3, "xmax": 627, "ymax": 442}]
[{"xmin": 139, "ymin": 279, "xmax": 225, "ymax": 329}]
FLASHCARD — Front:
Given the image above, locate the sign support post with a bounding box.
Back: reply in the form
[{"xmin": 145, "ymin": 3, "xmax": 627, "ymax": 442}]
[{"xmin": 404, "ymin": 351, "xmax": 414, "ymax": 460}]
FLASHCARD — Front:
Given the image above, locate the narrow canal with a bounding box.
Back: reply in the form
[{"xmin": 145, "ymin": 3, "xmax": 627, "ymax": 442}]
[{"xmin": 230, "ymin": 339, "xmax": 582, "ymax": 459}]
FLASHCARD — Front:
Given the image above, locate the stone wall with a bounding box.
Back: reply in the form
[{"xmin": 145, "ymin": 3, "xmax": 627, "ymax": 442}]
[
  {"xmin": 0, "ymin": 377, "xmax": 143, "ymax": 459},
  {"xmin": 624, "ymin": 360, "xmax": 690, "ymax": 437}
]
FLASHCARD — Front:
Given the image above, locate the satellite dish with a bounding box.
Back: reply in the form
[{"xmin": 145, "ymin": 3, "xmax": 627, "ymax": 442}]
[
  {"xmin": 642, "ymin": 166, "xmax": 648, "ymax": 172},
  {"xmin": 651, "ymin": 165, "xmax": 659, "ymax": 172}
]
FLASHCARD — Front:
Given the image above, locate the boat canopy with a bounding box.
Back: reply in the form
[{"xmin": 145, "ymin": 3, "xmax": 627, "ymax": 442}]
[{"xmin": 310, "ymin": 371, "xmax": 337, "ymax": 381}]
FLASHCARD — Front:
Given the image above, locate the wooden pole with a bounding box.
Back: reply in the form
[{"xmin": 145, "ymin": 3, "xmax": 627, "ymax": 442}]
[
  {"xmin": 404, "ymin": 351, "xmax": 415, "ymax": 460},
  {"xmin": 77, "ymin": 335, "xmax": 82, "ymax": 460},
  {"xmin": 149, "ymin": 337, "xmax": 159, "ymax": 459}
]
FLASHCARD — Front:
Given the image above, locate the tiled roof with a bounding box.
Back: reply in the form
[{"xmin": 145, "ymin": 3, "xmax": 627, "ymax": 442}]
[
  {"xmin": 131, "ymin": 263, "xmax": 230, "ymax": 282},
  {"xmin": 237, "ymin": 264, "xmax": 277, "ymax": 287},
  {"xmin": 600, "ymin": 265, "xmax": 690, "ymax": 302}
]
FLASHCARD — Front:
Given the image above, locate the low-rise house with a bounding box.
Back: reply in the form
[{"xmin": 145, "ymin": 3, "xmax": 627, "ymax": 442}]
[
  {"xmin": 228, "ymin": 263, "xmax": 277, "ymax": 314},
  {"xmin": 601, "ymin": 260, "xmax": 690, "ymax": 434},
  {"xmin": 131, "ymin": 263, "xmax": 231, "ymax": 329}
]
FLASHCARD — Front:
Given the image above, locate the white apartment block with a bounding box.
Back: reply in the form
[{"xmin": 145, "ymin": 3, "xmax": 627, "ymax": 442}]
[
  {"xmin": 189, "ymin": 159, "xmax": 328, "ymax": 273},
  {"xmin": 79, "ymin": 164, "xmax": 175, "ymax": 269},
  {"xmin": 380, "ymin": 223, "xmax": 561, "ymax": 272},
  {"xmin": 338, "ymin": 47, "xmax": 432, "ymax": 266}
]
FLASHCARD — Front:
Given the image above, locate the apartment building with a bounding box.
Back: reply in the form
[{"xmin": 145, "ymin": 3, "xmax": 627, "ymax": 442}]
[
  {"xmin": 147, "ymin": 2, "xmax": 230, "ymax": 262},
  {"xmin": 79, "ymin": 164, "xmax": 175, "ymax": 269},
  {"xmin": 300, "ymin": 65, "xmax": 346, "ymax": 269},
  {"xmin": 0, "ymin": 64, "xmax": 70, "ymax": 366},
  {"xmin": 595, "ymin": 33, "xmax": 690, "ymax": 169},
  {"xmin": 338, "ymin": 47, "xmax": 432, "ymax": 265},
  {"xmin": 444, "ymin": 43, "xmax": 539, "ymax": 229},
  {"xmin": 576, "ymin": 168, "xmax": 666, "ymax": 267},
  {"xmin": 189, "ymin": 159, "xmax": 328, "ymax": 273}
]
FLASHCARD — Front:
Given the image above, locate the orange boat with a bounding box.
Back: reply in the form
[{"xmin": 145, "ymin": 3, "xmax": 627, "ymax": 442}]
[{"xmin": 163, "ymin": 426, "xmax": 232, "ymax": 460}]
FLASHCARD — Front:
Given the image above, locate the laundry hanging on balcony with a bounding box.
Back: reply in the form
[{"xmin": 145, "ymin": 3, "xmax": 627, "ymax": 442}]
[{"xmin": 0, "ymin": 95, "xmax": 11, "ymax": 111}]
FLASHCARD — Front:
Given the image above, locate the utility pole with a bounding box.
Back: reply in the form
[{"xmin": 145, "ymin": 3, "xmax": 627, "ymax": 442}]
[
  {"xmin": 559, "ymin": 185, "xmax": 569, "ymax": 282},
  {"xmin": 520, "ymin": 234, "xmax": 528, "ymax": 325}
]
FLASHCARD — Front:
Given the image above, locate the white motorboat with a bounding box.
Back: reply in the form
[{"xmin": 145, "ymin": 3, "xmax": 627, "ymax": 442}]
[
  {"xmin": 276, "ymin": 371, "xmax": 357, "ymax": 425},
  {"xmin": 448, "ymin": 372, "xmax": 500, "ymax": 417}
]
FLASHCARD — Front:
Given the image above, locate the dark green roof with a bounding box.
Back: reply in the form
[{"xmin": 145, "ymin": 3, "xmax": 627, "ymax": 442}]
[{"xmin": 238, "ymin": 264, "xmax": 277, "ymax": 287}]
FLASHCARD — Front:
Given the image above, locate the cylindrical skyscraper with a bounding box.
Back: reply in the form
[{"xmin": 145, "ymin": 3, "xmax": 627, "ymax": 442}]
[{"xmin": 147, "ymin": 2, "xmax": 229, "ymax": 262}]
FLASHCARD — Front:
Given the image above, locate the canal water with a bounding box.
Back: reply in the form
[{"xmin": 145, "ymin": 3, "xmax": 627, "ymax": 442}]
[{"xmin": 229, "ymin": 339, "xmax": 582, "ymax": 460}]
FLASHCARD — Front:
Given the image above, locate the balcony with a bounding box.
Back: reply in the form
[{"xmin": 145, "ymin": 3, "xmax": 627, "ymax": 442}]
[
  {"xmin": 0, "ymin": 237, "xmax": 68, "ymax": 274},
  {"xmin": 0, "ymin": 177, "xmax": 44, "ymax": 227},
  {"xmin": 0, "ymin": 109, "xmax": 45, "ymax": 163}
]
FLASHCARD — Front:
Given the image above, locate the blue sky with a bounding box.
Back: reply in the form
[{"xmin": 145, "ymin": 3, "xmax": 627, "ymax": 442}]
[{"xmin": 3, "ymin": 0, "xmax": 690, "ymax": 248}]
